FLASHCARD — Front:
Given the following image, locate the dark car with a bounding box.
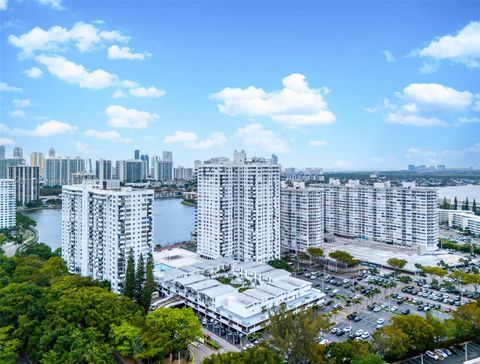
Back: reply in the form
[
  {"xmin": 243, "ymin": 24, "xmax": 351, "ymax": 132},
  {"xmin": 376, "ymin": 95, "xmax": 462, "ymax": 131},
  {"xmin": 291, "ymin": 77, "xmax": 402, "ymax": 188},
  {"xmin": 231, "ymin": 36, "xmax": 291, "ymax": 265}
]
[
  {"xmin": 401, "ymin": 308, "xmax": 410, "ymax": 315},
  {"xmin": 336, "ymin": 330, "xmax": 345, "ymax": 337}
]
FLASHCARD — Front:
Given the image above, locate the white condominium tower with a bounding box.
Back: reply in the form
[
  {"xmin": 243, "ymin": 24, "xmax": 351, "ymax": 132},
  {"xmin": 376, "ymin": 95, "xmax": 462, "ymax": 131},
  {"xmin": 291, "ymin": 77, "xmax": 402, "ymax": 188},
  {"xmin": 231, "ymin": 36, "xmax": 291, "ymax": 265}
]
[
  {"xmin": 61, "ymin": 180, "xmax": 154, "ymax": 293},
  {"xmin": 322, "ymin": 180, "xmax": 438, "ymax": 251},
  {"xmin": 281, "ymin": 181, "xmax": 324, "ymax": 253},
  {"xmin": 45, "ymin": 156, "xmax": 86, "ymax": 186},
  {"xmin": 30, "ymin": 152, "xmax": 45, "ymax": 177},
  {"xmin": 0, "ymin": 179, "xmax": 16, "ymax": 229},
  {"xmin": 196, "ymin": 151, "xmax": 281, "ymax": 262}
]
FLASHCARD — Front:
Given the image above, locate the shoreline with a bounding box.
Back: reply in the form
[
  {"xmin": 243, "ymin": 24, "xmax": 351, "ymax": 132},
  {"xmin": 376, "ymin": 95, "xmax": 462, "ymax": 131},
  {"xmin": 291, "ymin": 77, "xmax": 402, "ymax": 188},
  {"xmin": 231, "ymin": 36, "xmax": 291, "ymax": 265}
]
[{"xmin": 18, "ymin": 206, "xmax": 62, "ymax": 212}]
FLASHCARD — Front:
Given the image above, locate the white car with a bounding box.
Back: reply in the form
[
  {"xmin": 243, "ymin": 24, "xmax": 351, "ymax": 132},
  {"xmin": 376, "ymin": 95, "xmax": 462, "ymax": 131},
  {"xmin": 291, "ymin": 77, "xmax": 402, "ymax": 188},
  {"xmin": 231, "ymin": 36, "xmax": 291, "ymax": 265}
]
[
  {"xmin": 435, "ymin": 349, "xmax": 448, "ymax": 359},
  {"xmin": 319, "ymin": 339, "xmax": 331, "ymax": 345},
  {"xmin": 343, "ymin": 326, "xmax": 352, "ymax": 332},
  {"xmin": 310, "ymin": 275, "xmax": 317, "ymax": 280},
  {"xmin": 355, "ymin": 329, "xmax": 364, "ymax": 336},
  {"xmin": 426, "ymin": 351, "xmax": 439, "ymax": 360},
  {"xmin": 361, "ymin": 332, "xmax": 370, "ymax": 339},
  {"xmin": 376, "ymin": 318, "xmax": 385, "ymax": 325},
  {"xmin": 390, "ymin": 306, "xmax": 398, "ymax": 312},
  {"xmin": 375, "ymin": 324, "xmax": 384, "ymax": 330},
  {"xmin": 373, "ymin": 306, "xmax": 381, "ymax": 312},
  {"xmin": 332, "ymin": 289, "xmax": 339, "ymax": 294}
]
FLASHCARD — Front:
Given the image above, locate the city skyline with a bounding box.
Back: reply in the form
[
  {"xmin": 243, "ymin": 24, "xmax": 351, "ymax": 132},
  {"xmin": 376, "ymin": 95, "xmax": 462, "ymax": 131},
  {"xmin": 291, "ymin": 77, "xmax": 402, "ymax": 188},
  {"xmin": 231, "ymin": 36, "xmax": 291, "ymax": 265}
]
[{"xmin": 1, "ymin": 1, "xmax": 479, "ymax": 170}]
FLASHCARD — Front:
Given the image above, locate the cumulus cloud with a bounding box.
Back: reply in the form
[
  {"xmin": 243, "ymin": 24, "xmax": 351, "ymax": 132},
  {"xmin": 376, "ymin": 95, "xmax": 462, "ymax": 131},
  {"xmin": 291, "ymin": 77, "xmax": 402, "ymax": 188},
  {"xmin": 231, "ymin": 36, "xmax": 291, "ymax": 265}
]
[
  {"xmin": 129, "ymin": 86, "xmax": 165, "ymax": 98},
  {"xmin": 0, "ymin": 0, "xmax": 7, "ymax": 10},
  {"xmin": 9, "ymin": 110, "xmax": 26, "ymax": 118},
  {"xmin": 8, "ymin": 22, "xmax": 129, "ymax": 57},
  {"xmin": 108, "ymin": 45, "xmax": 151, "ymax": 60},
  {"xmin": 36, "ymin": 54, "xmax": 118, "ymax": 89},
  {"xmin": 211, "ymin": 73, "xmax": 335, "ymax": 126},
  {"xmin": 309, "ymin": 140, "xmax": 328, "ymax": 147},
  {"xmin": 112, "ymin": 89, "xmax": 126, "ymax": 98},
  {"xmin": 23, "ymin": 67, "xmax": 43, "ymax": 78},
  {"xmin": 385, "ymin": 83, "xmax": 476, "ymax": 127},
  {"xmin": 0, "ymin": 82, "xmax": 22, "ymax": 92},
  {"xmin": 1, "ymin": 120, "xmax": 77, "ymax": 137},
  {"xmin": 415, "ymin": 21, "xmax": 480, "ymax": 69},
  {"xmin": 106, "ymin": 105, "xmax": 159, "ymax": 128},
  {"xmin": 13, "ymin": 99, "xmax": 32, "ymax": 108},
  {"xmin": 84, "ymin": 129, "xmax": 121, "ymax": 141},
  {"xmin": 237, "ymin": 123, "xmax": 289, "ymax": 153},
  {"xmin": 0, "ymin": 137, "xmax": 15, "ymax": 145},
  {"xmin": 384, "ymin": 50, "xmax": 396, "ymax": 62},
  {"xmin": 163, "ymin": 131, "xmax": 226, "ymax": 149}
]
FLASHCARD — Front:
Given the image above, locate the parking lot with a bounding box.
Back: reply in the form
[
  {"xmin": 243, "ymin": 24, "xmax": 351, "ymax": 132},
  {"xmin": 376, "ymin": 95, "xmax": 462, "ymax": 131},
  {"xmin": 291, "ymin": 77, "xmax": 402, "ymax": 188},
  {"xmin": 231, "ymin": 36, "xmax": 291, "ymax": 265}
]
[{"xmin": 398, "ymin": 342, "xmax": 480, "ymax": 364}]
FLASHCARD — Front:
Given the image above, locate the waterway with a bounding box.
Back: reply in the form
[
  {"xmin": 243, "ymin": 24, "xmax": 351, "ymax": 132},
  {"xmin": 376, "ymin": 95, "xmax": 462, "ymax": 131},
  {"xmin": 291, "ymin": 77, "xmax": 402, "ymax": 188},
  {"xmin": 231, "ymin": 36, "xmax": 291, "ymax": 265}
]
[
  {"xmin": 24, "ymin": 198, "xmax": 196, "ymax": 250},
  {"xmin": 436, "ymin": 185, "xmax": 480, "ymax": 202}
]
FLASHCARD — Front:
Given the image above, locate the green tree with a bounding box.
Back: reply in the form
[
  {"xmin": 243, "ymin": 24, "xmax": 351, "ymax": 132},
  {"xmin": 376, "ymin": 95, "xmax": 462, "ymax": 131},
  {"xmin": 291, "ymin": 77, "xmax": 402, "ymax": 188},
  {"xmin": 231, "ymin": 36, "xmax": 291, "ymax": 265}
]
[
  {"xmin": 268, "ymin": 304, "xmax": 330, "ymax": 364},
  {"xmin": 452, "ymin": 300, "xmax": 480, "ymax": 339},
  {"xmin": 465, "ymin": 197, "xmax": 470, "ymax": 211},
  {"xmin": 390, "ymin": 315, "xmax": 435, "ymax": 352},
  {"xmin": 441, "ymin": 197, "xmax": 449, "ymax": 209},
  {"xmin": 123, "ymin": 248, "xmax": 135, "ymax": 300},
  {"xmin": 203, "ymin": 347, "xmax": 280, "ymax": 364},
  {"xmin": 135, "ymin": 254, "xmax": 145, "ymax": 304},
  {"xmin": 351, "ymin": 354, "xmax": 385, "ymax": 364},
  {"xmin": 111, "ymin": 321, "xmax": 143, "ymax": 359},
  {"xmin": 140, "ymin": 307, "xmax": 202, "ymax": 360},
  {"xmin": 328, "ymin": 250, "xmax": 359, "ymax": 267},
  {"xmin": 307, "ymin": 247, "xmax": 324, "ymax": 266},
  {"xmin": 372, "ymin": 326, "xmax": 409, "ymax": 361},
  {"xmin": 421, "ymin": 266, "xmax": 447, "ymax": 278},
  {"xmin": 142, "ymin": 254, "xmax": 156, "ymax": 311},
  {"xmin": 325, "ymin": 340, "xmax": 372, "ymax": 364},
  {"xmin": 0, "ymin": 326, "xmax": 21, "ymax": 364},
  {"xmin": 473, "ymin": 199, "xmax": 478, "ymax": 215},
  {"xmin": 16, "ymin": 242, "xmax": 57, "ymax": 261},
  {"xmin": 454, "ymin": 196, "xmax": 458, "ymax": 210}
]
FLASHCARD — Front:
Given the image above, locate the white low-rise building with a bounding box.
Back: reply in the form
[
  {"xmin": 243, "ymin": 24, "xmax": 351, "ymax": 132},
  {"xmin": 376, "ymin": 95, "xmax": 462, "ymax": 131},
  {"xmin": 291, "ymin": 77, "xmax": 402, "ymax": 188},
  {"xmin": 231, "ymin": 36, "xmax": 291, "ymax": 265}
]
[
  {"xmin": 159, "ymin": 258, "xmax": 324, "ymax": 334},
  {"xmin": 439, "ymin": 209, "xmax": 480, "ymax": 236}
]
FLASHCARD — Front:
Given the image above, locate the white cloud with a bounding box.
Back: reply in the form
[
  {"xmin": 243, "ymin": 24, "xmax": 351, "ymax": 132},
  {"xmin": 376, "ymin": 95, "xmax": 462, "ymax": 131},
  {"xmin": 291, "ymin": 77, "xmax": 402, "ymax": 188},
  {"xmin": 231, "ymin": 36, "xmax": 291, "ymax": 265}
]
[
  {"xmin": 2, "ymin": 120, "xmax": 77, "ymax": 137},
  {"xmin": 308, "ymin": 140, "xmax": 328, "ymax": 147},
  {"xmin": 112, "ymin": 89, "xmax": 126, "ymax": 98},
  {"xmin": 9, "ymin": 110, "xmax": 26, "ymax": 118},
  {"xmin": 469, "ymin": 144, "xmax": 480, "ymax": 153},
  {"xmin": 0, "ymin": 82, "xmax": 22, "ymax": 92},
  {"xmin": 107, "ymin": 45, "xmax": 150, "ymax": 60},
  {"xmin": 237, "ymin": 123, "xmax": 289, "ymax": 153},
  {"xmin": 84, "ymin": 129, "xmax": 121, "ymax": 141},
  {"xmin": 211, "ymin": 73, "xmax": 335, "ymax": 126},
  {"xmin": 129, "ymin": 86, "xmax": 165, "ymax": 98},
  {"xmin": 385, "ymin": 83, "xmax": 475, "ymax": 127},
  {"xmin": 23, "ymin": 67, "xmax": 43, "ymax": 78},
  {"xmin": 36, "ymin": 54, "xmax": 118, "ymax": 89},
  {"xmin": 13, "ymin": 99, "xmax": 32, "ymax": 108},
  {"xmin": 0, "ymin": 0, "xmax": 7, "ymax": 11},
  {"xmin": 0, "ymin": 137, "xmax": 15, "ymax": 145},
  {"xmin": 416, "ymin": 21, "xmax": 480, "ymax": 68},
  {"xmin": 119, "ymin": 79, "xmax": 139, "ymax": 88},
  {"xmin": 106, "ymin": 105, "xmax": 159, "ymax": 128},
  {"xmin": 36, "ymin": 0, "xmax": 63, "ymax": 8},
  {"xmin": 384, "ymin": 50, "xmax": 396, "ymax": 62},
  {"xmin": 163, "ymin": 131, "xmax": 227, "ymax": 150},
  {"xmin": 9, "ymin": 22, "xmax": 129, "ymax": 57}
]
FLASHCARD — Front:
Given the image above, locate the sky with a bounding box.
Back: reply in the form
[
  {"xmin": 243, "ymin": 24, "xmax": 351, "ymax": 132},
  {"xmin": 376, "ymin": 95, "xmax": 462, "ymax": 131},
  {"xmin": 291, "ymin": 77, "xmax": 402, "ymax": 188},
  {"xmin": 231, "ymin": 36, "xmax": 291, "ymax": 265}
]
[{"xmin": 0, "ymin": 0, "xmax": 479, "ymax": 170}]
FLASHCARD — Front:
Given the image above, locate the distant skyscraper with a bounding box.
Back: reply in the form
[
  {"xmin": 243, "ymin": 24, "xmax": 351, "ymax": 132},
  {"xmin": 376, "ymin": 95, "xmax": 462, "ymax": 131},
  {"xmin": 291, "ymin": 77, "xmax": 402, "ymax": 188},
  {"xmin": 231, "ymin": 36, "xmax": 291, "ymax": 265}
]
[
  {"xmin": 62, "ymin": 180, "xmax": 154, "ymax": 293},
  {"xmin": 13, "ymin": 146, "xmax": 23, "ymax": 160},
  {"xmin": 8, "ymin": 166, "xmax": 40, "ymax": 205},
  {"xmin": 0, "ymin": 146, "xmax": 5, "ymax": 159},
  {"xmin": 30, "ymin": 152, "xmax": 45, "ymax": 177},
  {"xmin": 272, "ymin": 154, "xmax": 278, "ymax": 164},
  {"xmin": 0, "ymin": 179, "xmax": 16, "ymax": 228},
  {"xmin": 134, "ymin": 149, "xmax": 140, "ymax": 160},
  {"xmin": 48, "ymin": 147, "xmax": 56, "ymax": 158},
  {"xmin": 153, "ymin": 160, "xmax": 173, "ymax": 182},
  {"xmin": 0, "ymin": 158, "xmax": 25, "ymax": 179},
  {"xmin": 174, "ymin": 166, "xmax": 193, "ymax": 180},
  {"xmin": 141, "ymin": 154, "xmax": 150, "ymax": 175},
  {"xmin": 196, "ymin": 151, "xmax": 281, "ymax": 262},
  {"xmin": 95, "ymin": 159, "xmax": 112, "ymax": 180},
  {"xmin": 45, "ymin": 156, "xmax": 86, "ymax": 186},
  {"xmin": 162, "ymin": 151, "xmax": 173, "ymax": 162},
  {"xmin": 116, "ymin": 160, "xmax": 146, "ymax": 182}
]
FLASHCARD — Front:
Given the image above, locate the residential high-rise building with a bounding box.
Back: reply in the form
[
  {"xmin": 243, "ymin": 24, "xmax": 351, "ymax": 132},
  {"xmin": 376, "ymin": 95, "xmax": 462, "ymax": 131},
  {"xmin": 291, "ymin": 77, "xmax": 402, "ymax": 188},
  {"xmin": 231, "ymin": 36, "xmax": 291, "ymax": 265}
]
[
  {"xmin": 0, "ymin": 146, "xmax": 5, "ymax": 159},
  {"xmin": 321, "ymin": 179, "xmax": 438, "ymax": 250},
  {"xmin": 0, "ymin": 179, "xmax": 16, "ymax": 228},
  {"xmin": 271, "ymin": 154, "xmax": 278, "ymax": 165},
  {"xmin": 95, "ymin": 159, "xmax": 112, "ymax": 180},
  {"xmin": 141, "ymin": 154, "xmax": 150, "ymax": 176},
  {"xmin": 153, "ymin": 160, "xmax": 173, "ymax": 182},
  {"xmin": 45, "ymin": 156, "xmax": 86, "ymax": 186},
  {"xmin": 162, "ymin": 151, "xmax": 173, "ymax": 162},
  {"xmin": 30, "ymin": 152, "xmax": 45, "ymax": 177},
  {"xmin": 0, "ymin": 158, "xmax": 25, "ymax": 179},
  {"xmin": 8, "ymin": 166, "xmax": 40, "ymax": 205},
  {"xmin": 72, "ymin": 172, "xmax": 96, "ymax": 184},
  {"xmin": 174, "ymin": 166, "xmax": 193, "ymax": 180},
  {"xmin": 48, "ymin": 147, "xmax": 56, "ymax": 158},
  {"xmin": 134, "ymin": 149, "xmax": 140, "ymax": 160},
  {"xmin": 13, "ymin": 146, "xmax": 23, "ymax": 160},
  {"xmin": 61, "ymin": 180, "xmax": 154, "ymax": 293},
  {"xmin": 196, "ymin": 151, "xmax": 281, "ymax": 262},
  {"xmin": 280, "ymin": 182, "xmax": 324, "ymax": 253},
  {"xmin": 115, "ymin": 159, "xmax": 146, "ymax": 182}
]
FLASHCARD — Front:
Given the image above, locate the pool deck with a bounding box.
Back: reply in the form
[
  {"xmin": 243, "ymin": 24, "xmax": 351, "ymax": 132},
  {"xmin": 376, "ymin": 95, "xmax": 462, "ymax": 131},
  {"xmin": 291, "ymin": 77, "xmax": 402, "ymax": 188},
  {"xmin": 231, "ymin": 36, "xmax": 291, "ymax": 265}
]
[{"xmin": 153, "ymin": 248, "xmax": 205, "ymax": 277}]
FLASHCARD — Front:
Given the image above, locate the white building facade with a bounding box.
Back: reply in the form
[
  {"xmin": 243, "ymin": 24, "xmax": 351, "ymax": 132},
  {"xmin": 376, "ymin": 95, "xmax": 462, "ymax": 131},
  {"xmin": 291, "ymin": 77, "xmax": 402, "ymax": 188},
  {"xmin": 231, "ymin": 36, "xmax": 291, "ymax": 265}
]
[
  {"xmin": 8, "ymin": 166, "xmax": 39, "ymax": 205},
  {"xmin": 61, "ymin": 180, "xmax": 154, "ymax": 292},
  {"xmin": 196, "ymin": 151, "xmax": 281, "ymax": 262},
  {"xmin": 281, "ymin": 181, "xmax": 324, "ymax": 253},
  {"xmin": 45, "ymin": 156, "xmax": 86, "ymax": 186},
  {"xmin": 0, "ymin": 179, "xmax": 16, "ymax": 229}
]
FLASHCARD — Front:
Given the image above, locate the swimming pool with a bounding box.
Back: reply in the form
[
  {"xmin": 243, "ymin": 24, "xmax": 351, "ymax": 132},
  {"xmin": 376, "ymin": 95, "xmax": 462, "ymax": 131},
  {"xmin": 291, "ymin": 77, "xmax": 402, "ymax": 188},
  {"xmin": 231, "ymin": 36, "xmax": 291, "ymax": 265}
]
[{"xmin": 154, "ymin": 263, "xmax": 173, "ymax": 272}]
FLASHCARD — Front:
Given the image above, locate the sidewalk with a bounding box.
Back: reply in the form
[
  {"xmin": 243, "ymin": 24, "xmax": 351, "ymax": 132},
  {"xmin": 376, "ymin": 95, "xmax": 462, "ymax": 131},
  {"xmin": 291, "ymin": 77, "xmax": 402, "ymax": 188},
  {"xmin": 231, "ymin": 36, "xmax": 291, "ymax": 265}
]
[{"xmin": 203, "ymin": 328, "xmax": 240, "ymax": 353}]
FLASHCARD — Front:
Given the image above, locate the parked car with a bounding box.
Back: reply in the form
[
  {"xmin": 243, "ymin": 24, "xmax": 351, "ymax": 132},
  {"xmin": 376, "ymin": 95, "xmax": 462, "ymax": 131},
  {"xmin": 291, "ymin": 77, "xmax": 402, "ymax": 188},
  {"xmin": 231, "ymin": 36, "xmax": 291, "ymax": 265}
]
[{"xmin": 426, "ymin": 351, "xmax": 439, "ymax": 360}]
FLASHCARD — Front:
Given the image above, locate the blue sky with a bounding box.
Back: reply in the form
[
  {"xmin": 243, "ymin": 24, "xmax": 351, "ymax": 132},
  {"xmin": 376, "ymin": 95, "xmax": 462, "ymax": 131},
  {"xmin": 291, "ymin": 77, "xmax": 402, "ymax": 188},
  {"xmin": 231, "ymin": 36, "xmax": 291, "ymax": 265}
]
[{"xmin": 0, "ymin": 0, "xmax": 479, "ymax": 170}]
